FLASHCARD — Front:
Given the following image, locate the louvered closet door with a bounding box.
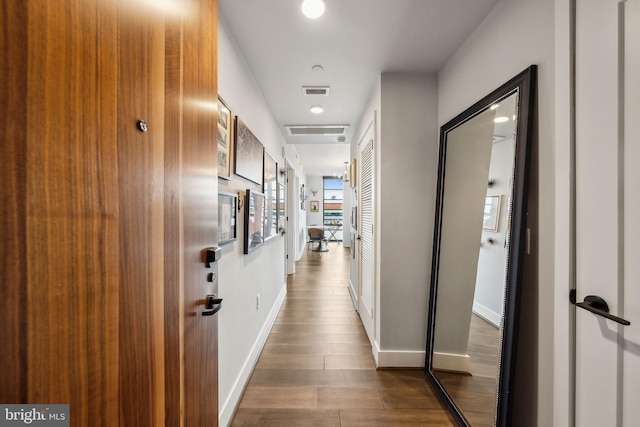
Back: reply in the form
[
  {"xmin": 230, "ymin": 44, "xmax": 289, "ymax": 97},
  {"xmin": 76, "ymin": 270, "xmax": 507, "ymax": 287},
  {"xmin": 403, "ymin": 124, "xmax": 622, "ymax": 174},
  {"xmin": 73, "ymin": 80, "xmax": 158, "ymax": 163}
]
[{"xmin": 358, "ymin": 120, "xmax": 375, "ymax": 343}]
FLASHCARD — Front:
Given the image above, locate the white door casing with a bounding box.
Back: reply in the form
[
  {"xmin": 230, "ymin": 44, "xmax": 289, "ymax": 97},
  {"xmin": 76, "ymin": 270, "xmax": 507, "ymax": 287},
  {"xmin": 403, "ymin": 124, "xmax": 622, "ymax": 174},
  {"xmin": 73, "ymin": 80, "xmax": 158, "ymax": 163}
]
[
  {"xmin": 358, "ymin": 117, "xmax": 376, "ymax": 344},
  {"xmin": 622, "ymin": 3, "xmax": 640, "ymax": 426}
]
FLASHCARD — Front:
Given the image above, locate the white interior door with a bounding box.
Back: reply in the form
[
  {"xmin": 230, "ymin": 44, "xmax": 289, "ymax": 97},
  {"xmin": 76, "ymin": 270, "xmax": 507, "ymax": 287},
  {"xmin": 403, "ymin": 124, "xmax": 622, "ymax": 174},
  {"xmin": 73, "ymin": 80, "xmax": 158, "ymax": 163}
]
[
  {"xmin": 358, "ymin": 119, "xmax": 375, "ymax": 343},
  {"xmin": 575, "ymin": 1, "xmax": 640, "ymax": 425}
]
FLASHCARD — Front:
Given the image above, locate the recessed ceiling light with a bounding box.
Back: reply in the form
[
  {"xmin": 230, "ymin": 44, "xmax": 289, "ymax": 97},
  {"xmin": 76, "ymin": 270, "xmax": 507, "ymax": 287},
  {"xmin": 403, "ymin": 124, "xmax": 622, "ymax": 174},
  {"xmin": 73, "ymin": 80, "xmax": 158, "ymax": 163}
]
[
  {"xmin": 490, "ymin": 104, "xmax": 500, "ymax": 110},
  {"xmin": 494, "ymin": 116, "xmax": 509, "ymax": 123},
  {"xmin": 301, "ymin": 0, "xmax": 325, "ymax": 19},
  {"xmin": 310, "ymin": 105, "xmax": 324, "ymax": 114}
]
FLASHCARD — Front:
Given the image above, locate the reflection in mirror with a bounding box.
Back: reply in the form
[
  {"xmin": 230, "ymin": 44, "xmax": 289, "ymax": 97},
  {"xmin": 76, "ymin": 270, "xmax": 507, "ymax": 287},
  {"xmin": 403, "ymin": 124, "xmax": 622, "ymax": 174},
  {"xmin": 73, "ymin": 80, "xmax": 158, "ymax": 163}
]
[{"xmin": 425, "ymin": 66, "xmax": 536, "ymax": 427}]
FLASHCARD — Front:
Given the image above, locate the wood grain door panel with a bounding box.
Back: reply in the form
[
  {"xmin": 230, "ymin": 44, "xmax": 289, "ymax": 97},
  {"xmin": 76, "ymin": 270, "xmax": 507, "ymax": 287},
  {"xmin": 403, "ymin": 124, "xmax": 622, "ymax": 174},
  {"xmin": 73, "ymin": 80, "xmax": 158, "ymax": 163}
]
[
  {"xmin": 1, "ymin": 0, "xmax": 219, "ymax": 425},
  {"xmin": 0, "ymin": 0, "xmax": 29, "ymax": 404},
  {"xmin": 181, "ymin": 0, "xmax": 220, "ymax": 424},
  {"xmin": 117, "ymin": 1, "xmax": 167, "ymax": 425},
  {"xmin": 26, "ymin": 0, "xmax": 120, "ymax": 423},
  {"xmin": 0, "ymin": 1, "xmax": 120, "ymax": 425}
]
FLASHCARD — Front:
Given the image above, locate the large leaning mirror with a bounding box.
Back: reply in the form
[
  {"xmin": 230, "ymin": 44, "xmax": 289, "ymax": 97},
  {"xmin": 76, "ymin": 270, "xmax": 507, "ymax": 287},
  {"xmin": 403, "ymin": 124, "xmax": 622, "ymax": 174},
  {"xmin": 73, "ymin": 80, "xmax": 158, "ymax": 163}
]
[{"xmin": 425, "ymin": 66, "xmax": 536, "ymax": 426}]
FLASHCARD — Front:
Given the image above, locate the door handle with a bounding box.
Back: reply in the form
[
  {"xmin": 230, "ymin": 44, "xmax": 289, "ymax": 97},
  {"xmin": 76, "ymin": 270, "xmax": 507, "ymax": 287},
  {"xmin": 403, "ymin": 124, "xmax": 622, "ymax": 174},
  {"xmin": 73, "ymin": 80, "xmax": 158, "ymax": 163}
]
[
  {"xmin": 572, "ymin": 294, "xmax": 630, "ymax": 326},
  {"xmin": 202, "ymin": 294, "xmax": 223, "ymax": 316}
]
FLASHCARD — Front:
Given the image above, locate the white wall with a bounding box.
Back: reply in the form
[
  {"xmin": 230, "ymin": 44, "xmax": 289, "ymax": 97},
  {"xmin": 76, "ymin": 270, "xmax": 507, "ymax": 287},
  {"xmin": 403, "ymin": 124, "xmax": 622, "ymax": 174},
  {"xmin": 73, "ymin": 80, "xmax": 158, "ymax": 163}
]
[
  {"xmin": 349, "ymin": 73, "xmax": 438, "ymax": 367},
  {"xmin": 437, "ymin": 0, "xmax": 556, "ymax": 424},
  {"xmin": 378, "ymin": 73, "xmax": 438, "ymax": 365},
  {"xmin": 217, "ymin": 17, "xmax": 307, "ymax": 427}
]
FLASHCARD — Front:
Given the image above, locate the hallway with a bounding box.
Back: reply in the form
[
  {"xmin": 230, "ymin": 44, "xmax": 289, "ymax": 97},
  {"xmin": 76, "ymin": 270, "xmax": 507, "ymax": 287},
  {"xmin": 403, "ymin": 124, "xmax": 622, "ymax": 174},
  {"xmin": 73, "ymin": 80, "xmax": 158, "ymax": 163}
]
[{"xmin": 231, "ymin": 246, "xmax": 454, "ymax": 426}]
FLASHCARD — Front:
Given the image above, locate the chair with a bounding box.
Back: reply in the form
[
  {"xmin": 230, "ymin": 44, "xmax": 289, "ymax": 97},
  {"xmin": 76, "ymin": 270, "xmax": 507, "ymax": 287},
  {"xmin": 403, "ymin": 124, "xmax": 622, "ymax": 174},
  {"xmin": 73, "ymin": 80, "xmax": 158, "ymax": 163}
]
[{"xmin": 307, "ymin": 227, "xmax": 328, "ymax": 252}]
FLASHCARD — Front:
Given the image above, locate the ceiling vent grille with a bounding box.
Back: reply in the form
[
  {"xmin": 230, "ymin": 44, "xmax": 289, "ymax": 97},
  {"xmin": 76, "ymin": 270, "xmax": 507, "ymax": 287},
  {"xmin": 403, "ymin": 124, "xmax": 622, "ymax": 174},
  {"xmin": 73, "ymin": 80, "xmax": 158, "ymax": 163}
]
[
  {"xmin": 302, "ymin": 86, "xmax": 330, "ymax": 96},
  {"xmin": 285, "ymin": 125, "xmax": 349, "ymax": 136}
]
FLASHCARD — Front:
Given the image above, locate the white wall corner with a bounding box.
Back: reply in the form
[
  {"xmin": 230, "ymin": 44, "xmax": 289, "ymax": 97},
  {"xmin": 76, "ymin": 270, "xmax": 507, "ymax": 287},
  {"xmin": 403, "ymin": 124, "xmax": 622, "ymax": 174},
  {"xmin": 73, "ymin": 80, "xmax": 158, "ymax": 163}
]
[{"xmin": 218, "ymin": 284, "xmax": 287, "ymax": 427}]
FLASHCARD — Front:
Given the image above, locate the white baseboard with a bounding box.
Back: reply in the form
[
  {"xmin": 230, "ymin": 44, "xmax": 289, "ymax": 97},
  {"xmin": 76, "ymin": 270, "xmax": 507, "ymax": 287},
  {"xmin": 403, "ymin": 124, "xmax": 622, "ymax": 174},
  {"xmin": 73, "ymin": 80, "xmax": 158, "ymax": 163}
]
[
  {"xmin": 218, "ymin": 284, "xmax": 287, "ymax": 427},
  {"xmin": 432, "ymin": 351, "xmax": 471, "ymax": 374},
  {"xmin": 372, "ymin": 340, "xmax": 426, "ymax": 368},
  {"xmin": 472, "ymin": 301, "xmax": 501, "ymax": 328}
]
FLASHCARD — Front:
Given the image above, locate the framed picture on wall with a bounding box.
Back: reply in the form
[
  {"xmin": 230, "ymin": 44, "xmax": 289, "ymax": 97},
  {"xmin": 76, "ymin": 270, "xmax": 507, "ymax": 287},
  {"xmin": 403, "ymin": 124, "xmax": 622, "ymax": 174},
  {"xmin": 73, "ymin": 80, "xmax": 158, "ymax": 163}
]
[
  {"xmin": 350, "ymin": 158, "xmax": 357, "ymax": 188},
  {"xmin": 351, "ymin": 206, "xmax": 357, "ymax": 230},
  {"xmin": 263, "ymin": 150, "xmax": 278, "ymax": 241},
  {"xmin": 218, "ymin": 192, "xmax": 238, "ymax": 245},
  {"xmin": 310, "ymin": 200, "xmax": 319, "ymax": 212},
  {"xmin": 277, "ymin": 182, "xmax": 285, "ymax": 233},
  {"xmin": 244, "ymin": 189, "xmax": 265, "ymax": 254},
  {"xmin": 217, "ymin": 97, "xmax": 233, "ymax": 180},
  {"xmin": 234, "ymin": 116, "xmax": 264, "ymax": 185}
]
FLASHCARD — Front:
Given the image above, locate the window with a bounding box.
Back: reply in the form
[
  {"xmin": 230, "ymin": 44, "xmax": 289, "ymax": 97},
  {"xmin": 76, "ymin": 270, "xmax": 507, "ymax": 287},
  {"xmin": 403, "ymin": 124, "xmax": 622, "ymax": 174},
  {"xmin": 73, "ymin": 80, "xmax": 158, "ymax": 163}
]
[{"xmin": 323, "ymin": 178, "xmax": 343, "ymax": 240}]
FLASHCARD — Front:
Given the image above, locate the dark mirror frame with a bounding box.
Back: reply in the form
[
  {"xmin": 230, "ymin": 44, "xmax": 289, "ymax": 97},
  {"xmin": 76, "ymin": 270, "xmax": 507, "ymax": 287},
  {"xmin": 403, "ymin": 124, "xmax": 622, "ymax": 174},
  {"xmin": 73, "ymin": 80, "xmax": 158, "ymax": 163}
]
[{"xmin": 425, "ymin": 65, "xmax": 536, "ymax": 426}]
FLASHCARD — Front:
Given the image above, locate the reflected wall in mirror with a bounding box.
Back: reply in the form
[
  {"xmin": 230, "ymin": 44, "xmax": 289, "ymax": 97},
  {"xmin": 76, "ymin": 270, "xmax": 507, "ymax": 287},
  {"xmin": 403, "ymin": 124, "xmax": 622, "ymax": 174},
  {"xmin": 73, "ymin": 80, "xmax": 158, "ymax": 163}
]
[{"xmin": 425, "ymin": 66, "xmax": 536, "ymax": 427}]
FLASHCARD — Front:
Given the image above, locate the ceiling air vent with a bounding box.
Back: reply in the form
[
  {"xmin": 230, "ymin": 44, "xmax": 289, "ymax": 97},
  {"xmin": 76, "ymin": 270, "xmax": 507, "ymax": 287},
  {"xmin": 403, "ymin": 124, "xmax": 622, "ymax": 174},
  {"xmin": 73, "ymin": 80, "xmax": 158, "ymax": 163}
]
[
  {"xmin": 285, "ymin": 125, "xmax": 349, "ymax": 137},
  {"xmin": 302, "ymin": 86, "xmax": 330, "ymax": 96}
]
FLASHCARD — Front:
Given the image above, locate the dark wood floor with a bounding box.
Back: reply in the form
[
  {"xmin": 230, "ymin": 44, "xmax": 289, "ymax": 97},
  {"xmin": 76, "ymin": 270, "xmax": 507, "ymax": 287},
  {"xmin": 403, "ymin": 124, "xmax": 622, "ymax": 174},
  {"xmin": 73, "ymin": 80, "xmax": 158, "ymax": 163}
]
[{"xmin": 231, "ymin": 245, "xmax": 455, "ymax": 426}]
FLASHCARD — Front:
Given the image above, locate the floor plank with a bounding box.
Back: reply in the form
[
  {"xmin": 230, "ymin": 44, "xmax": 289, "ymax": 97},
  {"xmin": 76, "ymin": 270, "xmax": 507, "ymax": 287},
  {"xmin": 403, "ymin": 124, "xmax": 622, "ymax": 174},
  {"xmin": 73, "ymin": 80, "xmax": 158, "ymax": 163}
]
[{"xmin": 230, "ymin": 247, "xmax": 455, "ymax": 426}]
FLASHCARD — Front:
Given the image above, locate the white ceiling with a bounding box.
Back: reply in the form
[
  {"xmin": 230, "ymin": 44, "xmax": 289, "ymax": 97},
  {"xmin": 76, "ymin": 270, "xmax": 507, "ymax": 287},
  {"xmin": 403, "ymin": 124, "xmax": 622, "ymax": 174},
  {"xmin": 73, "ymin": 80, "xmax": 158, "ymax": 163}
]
[{"xmin": 219, "ymin": 0, "xmax": 499, "ymax": 177}]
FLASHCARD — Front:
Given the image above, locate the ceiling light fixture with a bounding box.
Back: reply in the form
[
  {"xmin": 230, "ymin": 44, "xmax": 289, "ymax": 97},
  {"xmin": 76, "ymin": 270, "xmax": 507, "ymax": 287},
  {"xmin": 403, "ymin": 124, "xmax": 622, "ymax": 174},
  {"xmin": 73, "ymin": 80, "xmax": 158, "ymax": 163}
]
[
  {"xmin": 301, "ymin": 0, "xmax": 325, "ymax": 19},
  {"xmin": 310, "ymin": 105, "xmax": 324, "ymax": 114},
  {"xmin": 494, "ymin": 116, "xmax": 509, "ymax": 123}
]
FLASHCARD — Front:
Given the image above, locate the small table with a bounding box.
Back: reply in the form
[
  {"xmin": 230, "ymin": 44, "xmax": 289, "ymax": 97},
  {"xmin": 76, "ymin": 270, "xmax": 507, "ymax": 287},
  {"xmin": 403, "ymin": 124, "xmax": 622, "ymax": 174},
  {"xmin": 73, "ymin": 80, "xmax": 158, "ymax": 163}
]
[{"xmin": 323, "ymin": 223, "xmax": 342, "ymax": 244}]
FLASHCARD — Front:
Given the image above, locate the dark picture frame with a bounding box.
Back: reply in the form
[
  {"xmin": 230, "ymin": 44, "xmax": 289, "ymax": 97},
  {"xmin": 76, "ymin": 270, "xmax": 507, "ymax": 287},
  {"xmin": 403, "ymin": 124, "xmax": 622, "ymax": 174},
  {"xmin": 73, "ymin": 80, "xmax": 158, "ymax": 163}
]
[
  {"xmin": 234, "ymin": 116, "xmax": 263, "ymax": 185},
  {"xmin": 217, "ymin": 97, "xmax": 234, "ymax": 179},
  {"xmin": 218, "ymin": 191, "xmax": 238, "ymax": 245},
  {"xmin": 263, "ymin": 149, "xmax": 278, "ymax": 241},
  {"xmin": 277, "ymin": 182, "xmax": 286, "ymax": 234},
  {"xmin": 244, "ymin": 189, "xmax": 265, "ymax": 254}
]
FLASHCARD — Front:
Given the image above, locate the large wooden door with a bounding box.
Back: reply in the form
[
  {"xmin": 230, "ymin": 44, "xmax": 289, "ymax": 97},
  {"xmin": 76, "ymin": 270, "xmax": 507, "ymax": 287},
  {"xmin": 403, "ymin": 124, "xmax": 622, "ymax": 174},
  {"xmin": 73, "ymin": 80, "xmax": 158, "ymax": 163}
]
[
  {"xmin": 574, "ymin": 1, "xmax": 640, "ymax": 425},
  {"xmin": 0, "ymin": 0, "xmax": 219, "ymax": 425}
]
